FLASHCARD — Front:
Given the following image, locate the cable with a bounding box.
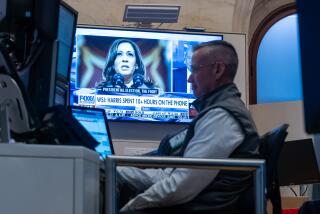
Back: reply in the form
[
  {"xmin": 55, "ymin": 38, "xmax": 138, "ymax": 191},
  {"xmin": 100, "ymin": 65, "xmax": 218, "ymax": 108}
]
[
  {"xmin": 156, "ymin": 23, "xmax": 164, "ymax": 28},
  {"xmin": 300, "ymin": 185, "xmax": 309, "ymax": 196},
  {"xmin": 289, "ymin": 185, "xmax": 298, "ymax": 196}
]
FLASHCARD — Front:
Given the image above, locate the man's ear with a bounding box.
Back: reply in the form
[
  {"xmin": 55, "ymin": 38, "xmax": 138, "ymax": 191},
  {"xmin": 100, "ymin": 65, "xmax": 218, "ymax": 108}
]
[{"xmin": 214, "ymin": 62, "xmax": 226, "ymax": 80}]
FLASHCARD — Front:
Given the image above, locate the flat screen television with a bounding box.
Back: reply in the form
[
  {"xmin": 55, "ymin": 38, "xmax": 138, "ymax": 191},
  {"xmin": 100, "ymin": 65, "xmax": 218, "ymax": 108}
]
[{"xmin": 69, "ymin": 26, "xmax": 222, "ymax": 123}]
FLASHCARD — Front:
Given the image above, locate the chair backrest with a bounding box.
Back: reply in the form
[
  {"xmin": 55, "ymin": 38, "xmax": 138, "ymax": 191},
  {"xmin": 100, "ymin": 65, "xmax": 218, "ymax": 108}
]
[
  {"xmin": 259, "ymin": 123, "xmax": 289, "ymax": 214},
  {"xmin": 298, "ymin": 199, "xmax": 320, "ymax": 214}
]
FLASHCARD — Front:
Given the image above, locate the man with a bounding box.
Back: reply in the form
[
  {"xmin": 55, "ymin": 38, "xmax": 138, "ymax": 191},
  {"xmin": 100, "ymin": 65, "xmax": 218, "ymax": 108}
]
[{"xmin": 118, "ymin": 40, "xmax": 259, "ymax": 214}]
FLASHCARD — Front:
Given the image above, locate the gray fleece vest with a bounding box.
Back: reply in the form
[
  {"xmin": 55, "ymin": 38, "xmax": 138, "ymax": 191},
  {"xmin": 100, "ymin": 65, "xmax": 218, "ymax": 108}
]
[{"xmin": 173, "ymin": 83, "xmax": 259, "ymax": 213}]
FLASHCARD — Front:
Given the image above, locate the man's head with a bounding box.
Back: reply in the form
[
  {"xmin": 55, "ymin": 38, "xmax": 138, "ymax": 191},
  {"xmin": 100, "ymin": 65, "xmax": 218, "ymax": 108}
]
[{"xmin": 187, "ymin": 40, "xmax": 238, "ymax": 98}]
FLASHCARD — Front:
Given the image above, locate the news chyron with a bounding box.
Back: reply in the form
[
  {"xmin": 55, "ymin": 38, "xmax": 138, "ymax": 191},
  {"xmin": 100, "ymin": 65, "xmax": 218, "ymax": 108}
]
[{"xmin": 69, "ymin": 26, "xmax": 222, "ymax": 123}]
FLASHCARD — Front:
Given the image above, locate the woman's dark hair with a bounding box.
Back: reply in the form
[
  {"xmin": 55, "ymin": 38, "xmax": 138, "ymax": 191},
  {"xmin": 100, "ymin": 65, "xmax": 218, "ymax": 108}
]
[{"xmin": 101, "ymin": 39, "xmax": 151, "ymax": 88}]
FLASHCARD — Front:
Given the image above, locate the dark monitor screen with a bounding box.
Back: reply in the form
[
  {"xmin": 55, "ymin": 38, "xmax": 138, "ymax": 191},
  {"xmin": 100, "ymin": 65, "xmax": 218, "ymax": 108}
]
[
  {"xmin": 278, "ymin": 139, "xmax": 320, "ymax": 186},
  {"xmin": 296, "ymin": 0, "xmax": 320, "ymax": 133},
  {"xmin": 54, "ymin": 2, "xmax": 78, "ymax": 106},
  {"xmin": 56, "ymin": 2, "xmax": 77, "ymax": 81}
]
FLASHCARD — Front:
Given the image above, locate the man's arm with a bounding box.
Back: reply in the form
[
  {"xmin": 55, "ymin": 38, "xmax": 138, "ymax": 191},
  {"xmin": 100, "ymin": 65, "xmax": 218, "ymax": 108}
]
[
  {"xmin": 121, "ymin": 108, "xmax": 245, "ymax": 211},
  {"xmin": 117, "ymin": 167, "xmax": 173, "ymax": 191}
]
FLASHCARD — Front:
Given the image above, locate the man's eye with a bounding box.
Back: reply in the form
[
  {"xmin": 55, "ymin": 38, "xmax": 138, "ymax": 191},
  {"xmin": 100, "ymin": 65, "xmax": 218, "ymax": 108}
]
[{"xmin": 116, "ymin": 52, "xmax": 122, "ymax": 56}]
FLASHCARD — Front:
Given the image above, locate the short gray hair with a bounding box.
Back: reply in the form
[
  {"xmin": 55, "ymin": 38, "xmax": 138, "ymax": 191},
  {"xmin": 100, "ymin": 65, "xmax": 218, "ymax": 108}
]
[{"xmin": 193, "ymin": 40, "xmax": 239, "ymax": 80}]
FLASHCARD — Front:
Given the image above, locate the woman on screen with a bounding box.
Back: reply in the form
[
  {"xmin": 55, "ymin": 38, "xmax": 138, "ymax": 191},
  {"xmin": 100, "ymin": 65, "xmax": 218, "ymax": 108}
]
[{"xmin": 96, "ymin": 39, "xmax": 154, "ymax": 89}]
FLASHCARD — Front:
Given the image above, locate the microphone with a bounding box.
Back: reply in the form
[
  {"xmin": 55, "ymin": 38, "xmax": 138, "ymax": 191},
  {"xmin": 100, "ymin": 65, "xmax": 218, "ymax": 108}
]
[
  {"xmin": 112, "ymin": 73, "xmax": 125, "ymax": 87},
  {"xmin": 132, "ymin": 73, "xmax": 144, "ymax": 88}
]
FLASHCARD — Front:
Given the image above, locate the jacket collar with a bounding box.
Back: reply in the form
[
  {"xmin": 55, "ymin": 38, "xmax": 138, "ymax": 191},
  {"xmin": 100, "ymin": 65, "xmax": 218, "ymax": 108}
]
[{"xmin": 192, "ymin": 83, "xmax": 241, "ymax": 112}]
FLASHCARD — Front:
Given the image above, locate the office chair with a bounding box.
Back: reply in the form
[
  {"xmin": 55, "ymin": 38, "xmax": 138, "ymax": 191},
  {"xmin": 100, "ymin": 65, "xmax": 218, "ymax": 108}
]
[
  {"xmin": 259, "ymin": 123, "xmax": 289, "ymax": 214},
  {"xmin": 238, "ymin": 123, "xmax": 289, "ymax": 214},
  {"xmin": 298, "ymin": 199, "xmax": 320, "ymax": 214}
]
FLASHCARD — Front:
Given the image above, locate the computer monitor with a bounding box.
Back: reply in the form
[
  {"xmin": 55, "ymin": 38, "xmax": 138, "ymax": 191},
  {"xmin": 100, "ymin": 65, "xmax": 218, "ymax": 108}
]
[
  {"xmin": 28, "ymin": 1, "xmax": 78, "ymax": 111},
  {"xmin": 54, "ymin": 2, "xmax": 78, "ymax": 106},
  {"xmin": 296, "ymin": 0, "xmax": 320, "ymax": 134},
  {"xmin": 296, "ymin": 0, "xmax": 320, "ymax": 186},
  {"xmin": 70, "ymin": 106, "xmax": 114, "ymax": 159}
]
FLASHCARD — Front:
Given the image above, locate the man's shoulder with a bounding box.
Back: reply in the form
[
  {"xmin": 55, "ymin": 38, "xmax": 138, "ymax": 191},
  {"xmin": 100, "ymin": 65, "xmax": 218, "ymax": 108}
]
[{"xmin": 197, "ymin": 106, "xmax": 231, "ymax": 121}]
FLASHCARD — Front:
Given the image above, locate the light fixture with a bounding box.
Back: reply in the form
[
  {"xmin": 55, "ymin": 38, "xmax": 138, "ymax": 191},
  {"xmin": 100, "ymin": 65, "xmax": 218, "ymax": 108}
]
[{"xmin": 123, "ymin": 4, "xmax": 181, "ymax": 27}]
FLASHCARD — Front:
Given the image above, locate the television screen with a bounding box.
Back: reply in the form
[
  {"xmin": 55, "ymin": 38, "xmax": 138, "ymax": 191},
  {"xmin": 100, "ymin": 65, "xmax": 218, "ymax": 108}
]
[{"xmin": 69, "ymin": 26, "xmax": 222, "ymax": 123}]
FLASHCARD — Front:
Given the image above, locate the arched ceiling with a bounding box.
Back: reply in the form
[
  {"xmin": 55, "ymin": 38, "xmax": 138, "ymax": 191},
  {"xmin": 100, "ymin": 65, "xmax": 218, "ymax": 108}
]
[
  {"xmin": 65, "ymin": 0, "xmax": 255, "ymax": 33},
  {"xmin": 64, "ymin": 0, "xmax": 295, "ymax": 44},
  {"xmin": 248, "ymin": 0, "xmax": 295, "ymax": 42}
]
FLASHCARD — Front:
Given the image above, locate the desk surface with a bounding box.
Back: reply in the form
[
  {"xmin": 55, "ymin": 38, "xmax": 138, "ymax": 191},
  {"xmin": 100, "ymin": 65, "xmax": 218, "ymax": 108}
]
[{"xmin": 0, "ymin": 143, "xmax": 99, "ymax": 162}]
